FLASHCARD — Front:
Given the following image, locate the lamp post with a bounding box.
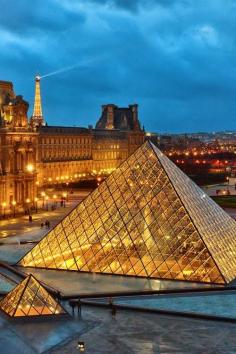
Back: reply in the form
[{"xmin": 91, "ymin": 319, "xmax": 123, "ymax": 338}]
[
  {"xmin": 2, "ymin": 202, "xmax": 6, "ymax": 218},
  {"xmin": 12, "ymin": 200, "xmax": 16, "ymax": 218},
  {"xmin": 34, "ymin": 197, "xmax": 38, "ymax": 213},
  {"xmin": 53, "ymin": 194, "xmax": 57, "ymax": 208},
  {"xmin": 66, "ymin": 182, "xmax": 69, "ymax": 197},
  {"xmin": 62, "ymin": 192, "xmax": 67, "ymax": 207},
  {"xmin": 77, "ymin": 342, "xmax": 85, "ymax": 352},
  {"xmin": 45, "ymin": 196, "xmax": 49, "ymax": 211},
  {"xmin": 97, "ymin": 176, "xmax": 102, "ymax": 186},
  {"xmin": 26, "ymin": 198, "xmax": 31, "ymax": 216},
  {"xmin": 41, "ymin": 191, "xmax": 46, "ymax": 208}
]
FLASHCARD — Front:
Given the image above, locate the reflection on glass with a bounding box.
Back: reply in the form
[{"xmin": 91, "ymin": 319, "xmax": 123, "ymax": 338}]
[
  {"xmin": 0, "ymin": 275, "xmax": 66, "ymax": 317},
  {"xmin": 19, "ymin": 141, "xmax": 236, "ymax": 284}
]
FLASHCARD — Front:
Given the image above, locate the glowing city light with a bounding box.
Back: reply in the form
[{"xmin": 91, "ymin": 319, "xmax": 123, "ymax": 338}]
[{"xmin": 26, "ymin": 164, "xmax": 34, "ymax": 172}]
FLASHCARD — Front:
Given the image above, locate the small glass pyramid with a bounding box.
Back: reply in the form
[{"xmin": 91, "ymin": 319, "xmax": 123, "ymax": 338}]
[
  {"xmin": 0, "ymin": 275, "xmax": 66, "ymax": 317},
  {"xmin": 18, "ymin": 141, "xmax": 236, "ymax": 284}
]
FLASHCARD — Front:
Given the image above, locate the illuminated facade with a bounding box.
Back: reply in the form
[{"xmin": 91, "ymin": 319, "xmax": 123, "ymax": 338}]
[
  {"xmin": 0, "ymin": 81, "xmax": 37, "ymax": 213},
  {"xmin": 36, "ymin": 103, "xmax": 144, "ymax": 185},
  {"xmin": 19, "ymin": 141, "xmax": 236, "ymax": 284},
  {"xmin": 0, "ymin": 79, "xmax": 144, "ymax": 214},
  {"xmin": 0, "ymin": 274, "xmax": 66, "ymax": 317}
]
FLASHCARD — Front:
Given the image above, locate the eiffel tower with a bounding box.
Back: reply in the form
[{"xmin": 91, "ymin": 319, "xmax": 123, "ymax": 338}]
[{"xmin": 30, "ymin": 75, "xmax": 45, "ymax": 127}]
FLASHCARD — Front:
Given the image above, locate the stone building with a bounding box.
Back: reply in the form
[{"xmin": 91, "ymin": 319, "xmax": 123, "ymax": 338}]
[
  {"xmin": 0, "ymin": 78, "xmax": 144, "ymax": 215},
  {"xmin": 0, "ymin": 81, "xmax": 37, "ymax": 215}
]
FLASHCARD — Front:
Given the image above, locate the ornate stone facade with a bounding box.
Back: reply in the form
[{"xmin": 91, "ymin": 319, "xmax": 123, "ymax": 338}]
[
  {"xmin": 0, "ymin": 81, "xmax": 37, "ymax": 215},
  {"xmin": 0, "ymin": 80, "xmax": 145, "ymax": 215}
]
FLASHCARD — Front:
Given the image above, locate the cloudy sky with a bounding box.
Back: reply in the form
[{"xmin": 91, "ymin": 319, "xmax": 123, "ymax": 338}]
[{"xmin": 1, "ymin": 0, "xmax": 236, "ymax": 133}]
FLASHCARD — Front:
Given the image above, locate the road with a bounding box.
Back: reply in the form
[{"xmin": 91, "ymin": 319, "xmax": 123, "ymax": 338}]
[{"xmin": 203, "ymin": 183, "xmax": 236, "ymax": 196}]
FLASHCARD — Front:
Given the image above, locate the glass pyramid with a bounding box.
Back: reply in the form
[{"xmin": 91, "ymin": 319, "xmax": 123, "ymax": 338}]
[
  {"xmin": 0, "ymin": 275, "xmax": 66, "ymax": 317},
  {"xmin": 19, "ymin": 141, "xmax": 236, "ymax": 284}
]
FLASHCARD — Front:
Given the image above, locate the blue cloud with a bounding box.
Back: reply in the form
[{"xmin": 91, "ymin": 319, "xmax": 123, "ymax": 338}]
[{"xmin": 0, "ymin": 0, "xmax": 235, "ymax": 132}]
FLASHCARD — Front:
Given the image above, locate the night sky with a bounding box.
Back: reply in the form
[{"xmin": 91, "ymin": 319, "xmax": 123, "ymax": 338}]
[{"xmin": 1, "ymin": 0, "xmax": 235, "ymax": 133}]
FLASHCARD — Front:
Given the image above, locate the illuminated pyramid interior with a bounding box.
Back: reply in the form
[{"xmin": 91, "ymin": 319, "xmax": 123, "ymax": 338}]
[
  {"xmin": 19, "ymin": 141, "xmax": 236, "ymax": 284},
  {"xmin": 0, "ymin": 275, "xmax": 66, "ymax": 317}
]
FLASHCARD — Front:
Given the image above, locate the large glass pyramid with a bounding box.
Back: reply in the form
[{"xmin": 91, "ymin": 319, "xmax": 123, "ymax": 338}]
[
  {"xmin": 19, "ymin": 141, "xmax": 236, "ymax": 284},
  {"xmin": 0, "ymin": 275, "xmax": 66, "ymax": 317}
]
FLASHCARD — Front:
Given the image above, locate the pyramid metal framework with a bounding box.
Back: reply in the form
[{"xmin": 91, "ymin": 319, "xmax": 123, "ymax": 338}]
[
  {"xmin": 19, "ymin": 141, "xmax": 236, "ymax": 284},
  {"xmin": 0, "ymin": 275, "xmax": 66, "ymax": 317}
]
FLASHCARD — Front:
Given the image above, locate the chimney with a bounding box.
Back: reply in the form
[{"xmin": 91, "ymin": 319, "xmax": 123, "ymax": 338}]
[
  {"xmin": 129, "ymin": 104, "xmax": 140, "ymax": 130},
  {"xmin": 105, "ymin": 104, "xmax": 115, "ymax": 130}
]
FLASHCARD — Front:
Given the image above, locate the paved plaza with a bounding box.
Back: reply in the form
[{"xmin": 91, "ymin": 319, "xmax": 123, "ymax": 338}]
[
  {"xmin": 51, "ymin": 306, "xmax": 236, "ymax": 354},
  {"xmin": 0, "ymin": 189, "xmax": 91, "ymax": 241},
  {"xmin": 0, "ymin": 304, "xmax": 235, "ymax": 354},
  {"xmin": 0, "ymin": 189, "xmax": 91, "ymax": 264}
]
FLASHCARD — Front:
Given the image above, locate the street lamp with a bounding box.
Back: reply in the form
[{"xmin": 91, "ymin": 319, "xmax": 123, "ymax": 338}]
[
  {"xmin": 53, "ymin": 194, "xmax": 57, "ymax": 208},
  {"xmin": 41, "ymin": 191, "xmax": 46, "ymax": 208},
  {"xmin": 62, "ymin": 192, "xmax": 67, "ymax": 207},
  {"xmin": 66, "ymin": 182, "xmax": 70, "ymax": 198},
  {"xmin": 77, "ymin": 342, "xmax": 85, "ymax": 352},
  {"xmin": 97, "ymin": 176, "xmax": 102, "ymax": 186},
  {"xmin": 34, "ymin": 197, "xmax": 38, "ymax": 213},
  {"xmin": 45, "ymin": 196, "xmax": 49, "ymax": 211},
  {"xmin": 26, "ymin": 198, "xmax": 31, "ymax": 216},
  {"xmin": 2, "ymin": 202, "xmax": 6, "ymax": 218},
  {"xmin": 26, "ymin": 164, "xmax": 34, "ymax": 173},
  {"xmin": 12, "ymin": 200, "xmax": 16, "ymax": 217}
]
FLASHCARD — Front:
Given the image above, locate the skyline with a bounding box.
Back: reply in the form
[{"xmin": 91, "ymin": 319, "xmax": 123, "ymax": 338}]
[{"xmin": 1, "ymin": 0, "xmax": 236, "ymax": 133}]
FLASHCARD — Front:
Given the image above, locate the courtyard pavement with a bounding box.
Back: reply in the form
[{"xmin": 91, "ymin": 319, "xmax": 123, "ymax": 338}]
[
  {"xmin": 0, "ymin": 303, "xmax": 236, "ymax": 354},
  {"xmin": 0, "ymin": 190, "xmax": 91, "ymax": 264},
  {"xmin": 0, "ymin": 189, "xmax": 91, "ymax": 241},
  {"xmin": 0, "ymin": 305, "xmax": 96, "ymax": 354},
  {"xmin": 50, "ymin": 305, "xmax": 236, "ymax": 354}
]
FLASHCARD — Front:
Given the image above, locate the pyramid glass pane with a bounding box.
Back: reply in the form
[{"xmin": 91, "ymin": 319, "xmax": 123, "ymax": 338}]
[
  {"xmin": 18, "ymin": 141, "xmax": 236, "ymax": 284},
  {"xmin": 0, "ymin": 275, "xmax": 66, "ymax": 317},
  {"xmin": 151, "ymin": 144, "xmax": 236, "ymax": 283}
]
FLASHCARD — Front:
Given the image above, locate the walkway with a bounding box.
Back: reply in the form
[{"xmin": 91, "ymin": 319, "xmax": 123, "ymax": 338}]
[
  {"xmin": 0, "ymin": 303, "xmax": 236, "ymax": 354},
  {"xmin": 50, "ymin": 305, "xmax": 236, "ymax": 354},
  {"xmin": 0, "ymin": 190, "xmax": 91, "ymax": 242}
]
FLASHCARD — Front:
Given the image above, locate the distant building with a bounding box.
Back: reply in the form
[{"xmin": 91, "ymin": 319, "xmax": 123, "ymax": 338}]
[
  {"xmin": 0, "ymin": 78, "xmax": 144, "ymax": 215},
  {"xmin": 96, "ymin": 103, "xmax": 141, "ymax": 131}
]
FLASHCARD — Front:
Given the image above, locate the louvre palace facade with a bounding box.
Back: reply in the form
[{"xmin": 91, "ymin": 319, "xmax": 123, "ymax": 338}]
[{"xmin": 0, "ymin": 79, "xmax": 144, "ymax": 214}]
